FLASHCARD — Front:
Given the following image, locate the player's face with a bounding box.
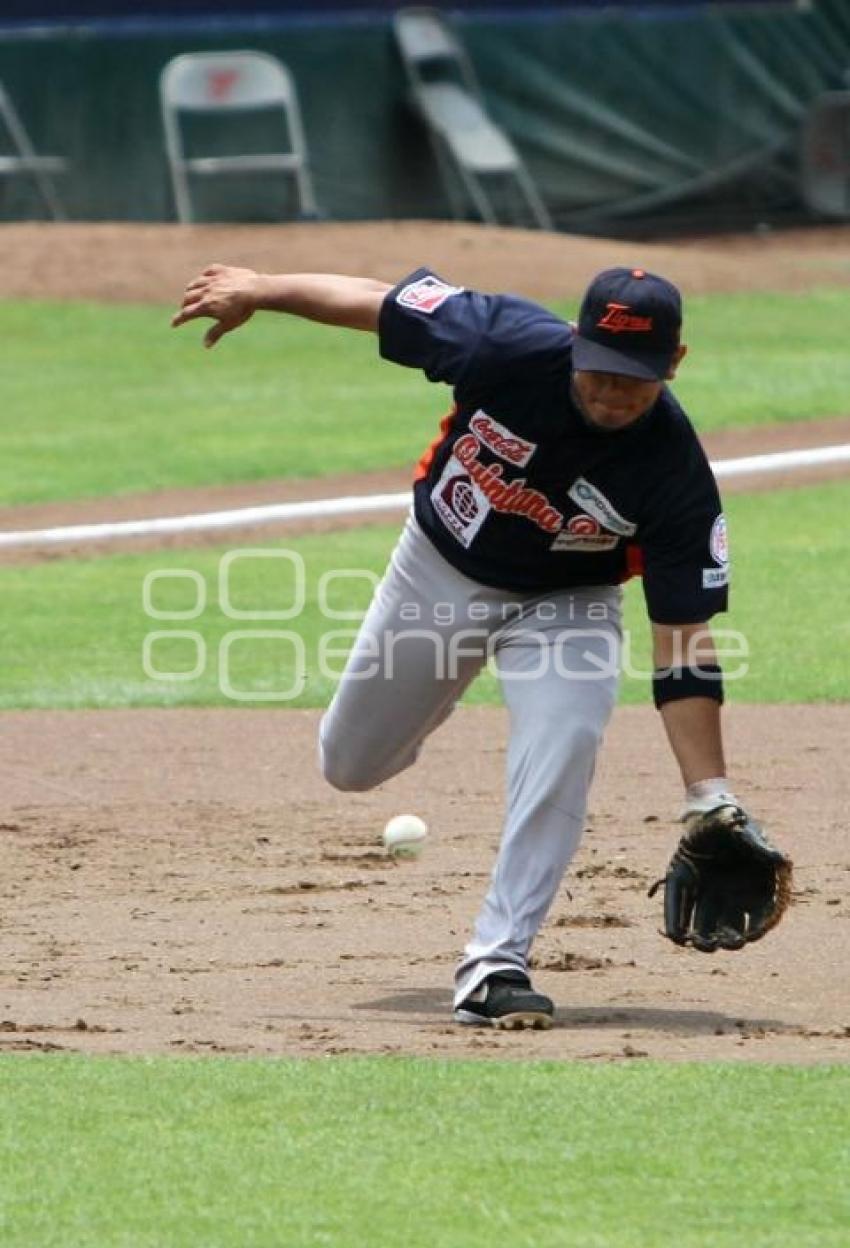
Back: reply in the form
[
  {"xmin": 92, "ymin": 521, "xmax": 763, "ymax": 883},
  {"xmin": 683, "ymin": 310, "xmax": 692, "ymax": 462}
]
[
  {"xmin": 572, "ymin": 345, "xmax": 687, "ymax": 432},
  {"xmin": 571, "ymin": 370, "xmax": 663, "ymax": 432}
]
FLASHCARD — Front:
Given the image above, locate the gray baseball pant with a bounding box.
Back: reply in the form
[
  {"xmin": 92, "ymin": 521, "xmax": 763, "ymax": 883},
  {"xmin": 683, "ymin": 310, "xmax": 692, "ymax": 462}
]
[{"xmin": 318, "ymin": 512, "xmax": 622, "ymax": 1007}]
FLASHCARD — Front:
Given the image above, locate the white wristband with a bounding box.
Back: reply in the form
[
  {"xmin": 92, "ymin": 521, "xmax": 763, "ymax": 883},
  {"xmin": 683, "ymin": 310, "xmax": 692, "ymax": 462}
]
[{"xmin": 681, "ymin": 777, "xmax": 740, "ymax": 820}]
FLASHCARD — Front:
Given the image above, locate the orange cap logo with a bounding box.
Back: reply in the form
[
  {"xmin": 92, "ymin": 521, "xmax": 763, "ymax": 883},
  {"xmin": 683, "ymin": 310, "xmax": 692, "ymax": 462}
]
[{"xmin": 597, "ymin": 302, "xmax": 653, "ymax": 334}]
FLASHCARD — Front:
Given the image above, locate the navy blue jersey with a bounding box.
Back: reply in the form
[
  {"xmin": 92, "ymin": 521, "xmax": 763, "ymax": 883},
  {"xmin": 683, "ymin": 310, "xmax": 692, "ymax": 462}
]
[{"xmin": 378, "ymin": 269, "xmax": 729, "ymax": 624}]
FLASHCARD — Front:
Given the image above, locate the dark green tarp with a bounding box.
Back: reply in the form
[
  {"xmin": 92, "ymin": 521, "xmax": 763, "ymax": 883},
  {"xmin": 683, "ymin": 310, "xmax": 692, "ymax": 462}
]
[{"xmin": 0, "ymin": 1, "xmax": 848, "ymax": 233}]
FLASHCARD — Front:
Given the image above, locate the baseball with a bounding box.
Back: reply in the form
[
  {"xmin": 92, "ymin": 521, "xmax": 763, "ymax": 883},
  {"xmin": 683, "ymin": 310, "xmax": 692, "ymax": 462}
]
[{"xmin": 382, "ymin": 813, "xmax": 428, "ymax": 858}]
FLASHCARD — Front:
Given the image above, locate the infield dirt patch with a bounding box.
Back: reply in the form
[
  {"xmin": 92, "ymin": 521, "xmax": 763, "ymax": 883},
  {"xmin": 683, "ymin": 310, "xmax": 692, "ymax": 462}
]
[
  {"xmin": 3, "ymin": 220, "xmax": 850, "ymax": 305},
  {"xmin": 1, "ymin": 705, "xmax": 847, "ymax": 1063}
]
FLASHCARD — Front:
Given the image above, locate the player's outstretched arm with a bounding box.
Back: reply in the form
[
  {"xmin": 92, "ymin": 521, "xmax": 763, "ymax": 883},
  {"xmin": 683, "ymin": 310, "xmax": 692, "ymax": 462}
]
[
  {"xmin": 648, "ymin": 620, "xmax": 793, "ymax": 949},
  {"xmin": 171, "ymin": 264, "xmax": 392, "ymax": 348},
  {"xmin": 651, "ymin": 621, "xmax": 726, "ymax": 789}
]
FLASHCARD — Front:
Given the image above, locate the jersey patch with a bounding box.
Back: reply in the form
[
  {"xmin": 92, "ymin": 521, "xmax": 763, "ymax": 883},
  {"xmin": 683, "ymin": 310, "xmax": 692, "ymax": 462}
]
[
  {"xmin": 469, "ymin": 411, "xmax": 536, "ymax": 467},
  {"xmin": 710, "ymin": 514, "xmax": 729, "ymax": 565},
  {"xmin": 568, "ymin": 478, "xmax": 637, "ymax": 536},
  {"xmin": 702, "ymin": 566, "xmax": 730, "ymax": 589},
  {"xmin": 396, "ymin": 275, "xmax": 463, "ymax": 315},
  {"xmin": 551, "ymin": 513, "xmax": 619, "ymax": 552},
  {"xmin": 453, "ymin": 434, "xmax": 563, "ymax": 534},
  {"xmin": 431, "ymin": 458, "xmax": 490, "ymax": 548},
  {"xmin": 551, "ymin": 533, "xmax": 619, "ymax": 552}
]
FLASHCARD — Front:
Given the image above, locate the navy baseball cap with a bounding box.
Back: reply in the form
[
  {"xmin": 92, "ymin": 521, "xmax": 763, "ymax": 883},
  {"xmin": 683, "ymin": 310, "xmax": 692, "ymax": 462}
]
[{"xmin": 572, "ymin": 267, "xmax": 682, "ymax": 381}]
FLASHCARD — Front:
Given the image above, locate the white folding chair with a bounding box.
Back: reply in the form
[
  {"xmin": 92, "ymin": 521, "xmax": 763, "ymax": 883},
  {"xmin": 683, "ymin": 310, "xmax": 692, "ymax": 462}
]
[
  {"xmin": 160, "ymin": 49, "xmax": 318, "ymax": 224},
  {"xmin": 800, "ymin": 90, "xmax": 850, "ymax": 220},
  {"xmin": 393, "ymin": 7, "xmax": 552, "ymax": 230},
  {"xmin": 0, "ymin": 81, "xmax": 67, "ymax": 220}
]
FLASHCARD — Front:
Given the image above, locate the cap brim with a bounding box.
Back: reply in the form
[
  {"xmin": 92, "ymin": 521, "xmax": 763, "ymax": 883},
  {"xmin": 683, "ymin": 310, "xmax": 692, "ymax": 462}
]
[{"xmin": 573, "ymin": 335, "xmax": 670, "ymax": 381}]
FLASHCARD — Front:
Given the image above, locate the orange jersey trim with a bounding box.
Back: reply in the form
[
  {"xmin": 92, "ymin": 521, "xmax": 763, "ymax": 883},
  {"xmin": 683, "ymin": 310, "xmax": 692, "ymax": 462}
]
[
  {"xmin": 414, "ymin": 404, "xmax": 458, "ymax": 482},
  {"xmin": 622, "ymin": 542, "xmax": 644, "ymax": 581}
]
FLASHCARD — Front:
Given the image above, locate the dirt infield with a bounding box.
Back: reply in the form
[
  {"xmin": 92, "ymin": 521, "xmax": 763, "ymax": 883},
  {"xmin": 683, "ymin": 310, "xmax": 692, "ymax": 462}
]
[
  {"xmin": 2, "ymin": 706, "xmax": 847, "ymax": 1063},
  {"xmin": 2, "ymin": 222, "xmax": 848, "ymax": 1062},
  {"xmin": 3, "ymin": 221, "xmax": 850, "ymax": 305}
]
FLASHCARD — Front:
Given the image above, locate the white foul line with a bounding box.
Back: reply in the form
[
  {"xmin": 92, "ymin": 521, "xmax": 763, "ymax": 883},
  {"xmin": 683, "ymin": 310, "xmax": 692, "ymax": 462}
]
[
  {"xmin": 712, "ymin": 443, "xmax": 850, "ymax": 479},
  {"xmin": 1, "ymin": 442, "xmax": 849, "ymax": 550}
]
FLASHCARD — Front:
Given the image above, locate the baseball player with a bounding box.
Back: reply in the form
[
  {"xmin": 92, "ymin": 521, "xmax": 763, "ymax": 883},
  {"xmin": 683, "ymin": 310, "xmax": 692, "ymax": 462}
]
[{"xmin": 173, "ymin": 262, "xmax": 791, "ymax": 1031}]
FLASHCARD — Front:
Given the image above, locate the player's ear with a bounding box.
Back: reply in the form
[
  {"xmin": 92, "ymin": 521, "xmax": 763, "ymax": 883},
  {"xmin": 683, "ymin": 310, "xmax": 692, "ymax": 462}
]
[{"xmin": 666, "ymin": 344, "xmax": 688, "ymax": 379}]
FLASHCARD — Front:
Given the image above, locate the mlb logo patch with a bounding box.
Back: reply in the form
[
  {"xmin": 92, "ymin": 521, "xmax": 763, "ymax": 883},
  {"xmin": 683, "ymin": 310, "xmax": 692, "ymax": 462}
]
[{"xmin": 397, "ymin": 275, "xmax": 463, "ymax": 315}]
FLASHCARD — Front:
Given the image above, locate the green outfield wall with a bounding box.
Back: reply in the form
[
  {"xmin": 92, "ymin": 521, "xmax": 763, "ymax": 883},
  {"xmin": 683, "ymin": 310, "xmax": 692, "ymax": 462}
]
[{"xmin": 0, "ymin": 1, "xmax": 847, "ymax": 233}]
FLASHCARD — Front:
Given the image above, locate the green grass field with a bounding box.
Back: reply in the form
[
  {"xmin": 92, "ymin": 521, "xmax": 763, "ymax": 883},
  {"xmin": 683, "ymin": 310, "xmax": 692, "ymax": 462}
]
[
  {"xmin": 1, "ymin": 479, "xmax": 847, "ymax": 708},
  {"xmin": 1, "ymin": 1056, "xmax": 847, "ymax": 1248},
  {"xmin": 1, "ymin": 288, "xmax": 848, "ymax": 505}
]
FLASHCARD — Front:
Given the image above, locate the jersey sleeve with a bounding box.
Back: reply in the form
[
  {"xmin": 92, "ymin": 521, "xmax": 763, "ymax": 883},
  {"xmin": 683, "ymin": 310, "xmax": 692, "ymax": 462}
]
[
  {"xmin": 638, "ymin": 442, "xmax": 729, "ymax": 625},
  {"xmin": 378, "ymin": 267, "xmax": 570, "ymax": 388}
]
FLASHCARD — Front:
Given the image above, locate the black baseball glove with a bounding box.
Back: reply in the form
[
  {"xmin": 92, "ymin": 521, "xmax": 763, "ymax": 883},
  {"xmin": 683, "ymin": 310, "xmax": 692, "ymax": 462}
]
[{"xmin": 649, "ymin": 804, "xmax": 793, "ymax": 952}]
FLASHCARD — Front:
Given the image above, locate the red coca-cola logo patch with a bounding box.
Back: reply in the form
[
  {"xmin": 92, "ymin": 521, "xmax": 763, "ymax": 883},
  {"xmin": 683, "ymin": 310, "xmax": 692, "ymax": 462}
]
[{"xmin": 469, "ymin": 412, "xmax": 535, "ymax": 467}]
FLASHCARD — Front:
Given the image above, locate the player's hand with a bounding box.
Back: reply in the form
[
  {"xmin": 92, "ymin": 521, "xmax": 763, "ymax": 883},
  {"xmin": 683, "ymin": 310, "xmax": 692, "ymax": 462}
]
[{"xmin": 171, "ymin": 263, "xmax": 260, "ymax": 348}]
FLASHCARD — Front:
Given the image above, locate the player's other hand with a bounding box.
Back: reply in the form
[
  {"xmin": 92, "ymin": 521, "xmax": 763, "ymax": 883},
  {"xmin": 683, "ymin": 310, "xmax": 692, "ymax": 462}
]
[{"xmin": 171, "ymin": 263, "xmax": 259, "ymax": 348}]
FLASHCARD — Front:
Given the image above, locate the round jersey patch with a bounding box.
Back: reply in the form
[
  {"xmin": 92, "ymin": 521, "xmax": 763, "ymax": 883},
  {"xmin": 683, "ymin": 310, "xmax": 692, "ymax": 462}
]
[{"xmin": 710, "ymin": 514, "xmax": 729, "ymax": 565}]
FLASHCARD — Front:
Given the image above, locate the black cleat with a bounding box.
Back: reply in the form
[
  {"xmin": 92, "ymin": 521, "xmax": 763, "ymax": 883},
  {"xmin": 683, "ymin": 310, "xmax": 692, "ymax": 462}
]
[{"xmin": 454, "ymin": 970, "xmax": 554, "ymax": 1030}]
